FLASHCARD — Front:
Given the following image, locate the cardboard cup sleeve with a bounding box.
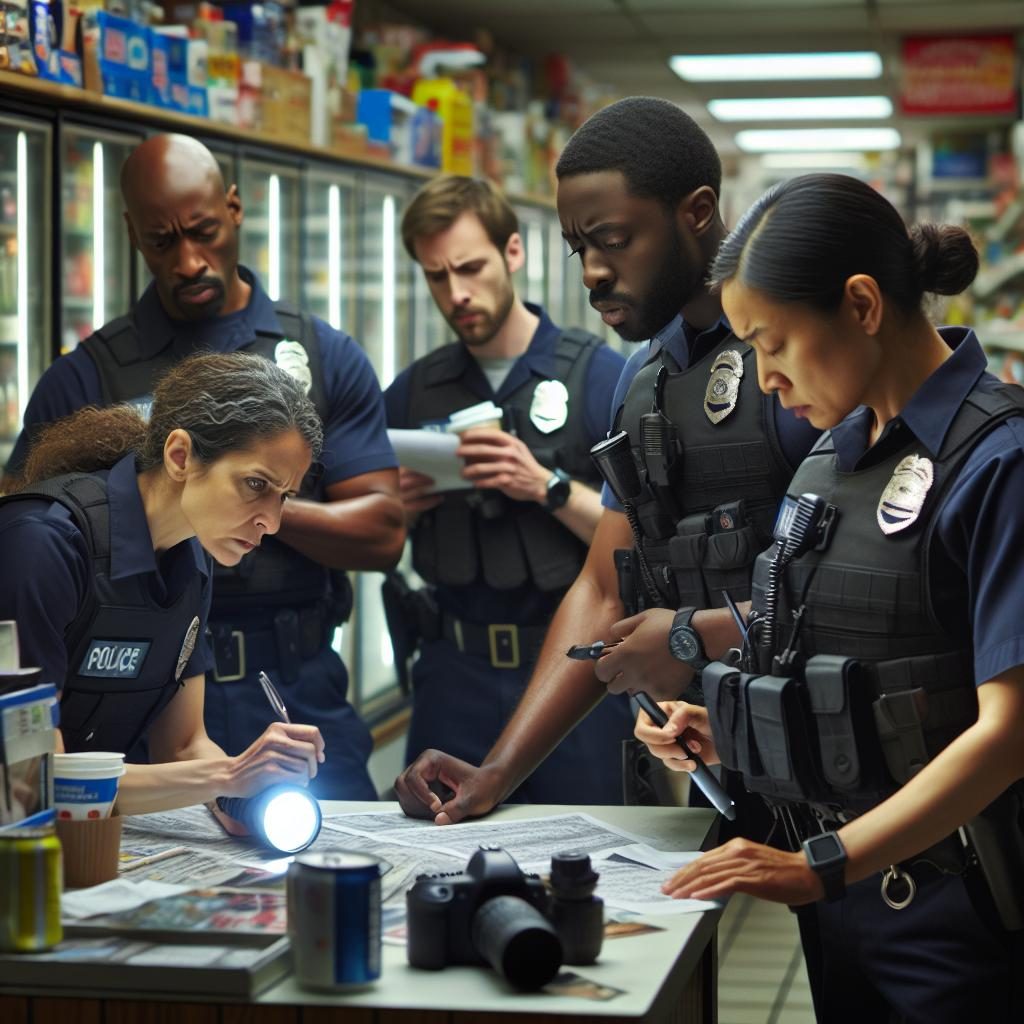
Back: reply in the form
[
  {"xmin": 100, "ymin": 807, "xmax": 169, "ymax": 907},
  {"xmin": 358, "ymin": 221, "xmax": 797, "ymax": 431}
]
[{"xmin": 56, "ymin": 811, "xmax": 123, "ymax": 889}]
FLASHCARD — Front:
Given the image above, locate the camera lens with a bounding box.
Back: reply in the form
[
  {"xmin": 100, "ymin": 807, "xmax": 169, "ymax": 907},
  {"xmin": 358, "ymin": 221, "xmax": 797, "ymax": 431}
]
[
  {"xmin": 550, "ymin": 852, "xmax": 604, "ymax": 966},
  {"xmin": 550, "ymin": 851, "xmax": 598, "ymax": 898},
  {"xmin": 470, "ymin": 895, "xmax": 562, "ymax": 990}
]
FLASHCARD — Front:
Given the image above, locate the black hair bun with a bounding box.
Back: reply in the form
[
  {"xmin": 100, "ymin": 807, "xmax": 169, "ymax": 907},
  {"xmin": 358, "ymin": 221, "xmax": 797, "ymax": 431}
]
[{"xmin": 909, "ymin": 223, "xmax": 979, "ymax": 296}]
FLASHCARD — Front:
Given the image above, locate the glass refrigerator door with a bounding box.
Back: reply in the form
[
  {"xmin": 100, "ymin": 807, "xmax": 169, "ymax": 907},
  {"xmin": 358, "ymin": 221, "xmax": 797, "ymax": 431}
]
[
  {"xmin": 302, "ymin": 167, "xmax": 357, "ymax": 332},
  {"xmin": 60, "ymin": 126, "xmax": 141, "ymax": 353},
  {"xmin": 346, "ymin": 173, "xmax": 416, "ymax": 713},
  {"xmin": 0, "ymin": 118, "xmax": 50, "ymax": 467},
  {"xmin": 513, "ymin": 205, "xmax": 548, "ymax": 312},
  {"xmin": 238, "ymin": 159, "xmax": 301, "ymax": 301},
  {"xmin": 546, "ymin": 213, "xmax": 568, "ymax": 326}
]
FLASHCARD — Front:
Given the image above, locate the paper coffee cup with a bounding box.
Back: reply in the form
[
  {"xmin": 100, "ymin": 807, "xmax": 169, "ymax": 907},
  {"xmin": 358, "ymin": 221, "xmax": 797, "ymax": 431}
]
[
  {"xmin": 447, "ymin": 401, "xmax": 503, "ymax": 434},
  {"xmin": 54, "ymin": 752, "xmax": 126, "ymax": 820},
  {"xmin": 56, "ymin": 812, "xmax": 123, "ymax": 888}
]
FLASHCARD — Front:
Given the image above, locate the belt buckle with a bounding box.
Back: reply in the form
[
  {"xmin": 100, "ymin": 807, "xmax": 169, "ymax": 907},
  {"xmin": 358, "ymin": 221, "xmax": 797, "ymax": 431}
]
[
  {"xmin": 488, "ymin": 624, "xmax": 520, "ymax": 669},
  {"xmin": 212, "ymin": 630, "xmax": 246, "ymax": 682}
]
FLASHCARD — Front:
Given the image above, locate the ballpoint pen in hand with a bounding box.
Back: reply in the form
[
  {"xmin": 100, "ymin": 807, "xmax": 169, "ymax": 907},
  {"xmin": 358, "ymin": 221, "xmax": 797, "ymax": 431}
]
[
  {"xmin": 258, "ymin": 670, "xmax": 291, "ymax": 724},
  {"xmin": 633, "ymin": 691, "xmax": 736, "ymax": 821},
  {"xmin": 566, "ymin": 640, "xmax": 622, "ymax": 660}
]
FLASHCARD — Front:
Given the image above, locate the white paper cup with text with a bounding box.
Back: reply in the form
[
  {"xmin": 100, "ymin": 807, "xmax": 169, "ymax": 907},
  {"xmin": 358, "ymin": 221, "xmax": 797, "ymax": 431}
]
[{"xmin": 53, "ymin": 751, "xmax": 126, "ymax": 820}]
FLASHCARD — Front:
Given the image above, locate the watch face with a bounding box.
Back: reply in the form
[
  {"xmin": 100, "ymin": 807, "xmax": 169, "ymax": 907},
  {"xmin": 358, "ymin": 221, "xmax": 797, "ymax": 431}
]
[
  {"xmin": 669, "ymin": 627, "xmax": 700, "ymax": 663},
  {"xmin": 807, "ymin": 833, "xmax": 844, "ymax": 864}
]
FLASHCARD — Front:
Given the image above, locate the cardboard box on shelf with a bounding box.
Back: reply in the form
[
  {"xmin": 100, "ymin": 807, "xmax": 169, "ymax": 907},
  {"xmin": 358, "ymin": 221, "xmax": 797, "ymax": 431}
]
[{"xmin": 240, "ymin": 60, "xmax": 311, "ymax": 145}]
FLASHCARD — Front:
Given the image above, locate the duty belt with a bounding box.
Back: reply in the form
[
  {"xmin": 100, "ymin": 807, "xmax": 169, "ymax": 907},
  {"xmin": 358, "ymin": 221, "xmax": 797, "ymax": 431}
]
[
  {"xmin": 440, "ymin": 612, "xmax": 547, "ymax": 670},
  {"xmin": 210, "ymin": 605, "xmax": 328, "ymax": 683}
]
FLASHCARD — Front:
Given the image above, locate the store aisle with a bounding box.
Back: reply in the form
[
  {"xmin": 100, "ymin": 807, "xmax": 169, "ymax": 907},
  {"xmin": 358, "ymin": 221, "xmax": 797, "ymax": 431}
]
[{"xmin": 718, "ymin": 893, "xmax": 815, "ymax": 1024}]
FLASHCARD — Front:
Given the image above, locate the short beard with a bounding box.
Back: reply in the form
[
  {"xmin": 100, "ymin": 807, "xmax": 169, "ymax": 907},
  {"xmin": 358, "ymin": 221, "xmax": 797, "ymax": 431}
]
[
  {"xmin": 625, "ymin": 229, "xmax": 704, "ymax": 341},
  {"xmin": 451, "ymin": 279, "xmax": 516, "ymax": 348}
]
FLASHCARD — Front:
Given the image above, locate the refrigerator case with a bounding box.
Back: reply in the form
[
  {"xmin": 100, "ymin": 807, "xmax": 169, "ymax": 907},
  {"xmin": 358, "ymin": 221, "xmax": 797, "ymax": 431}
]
[
  {"xmin": 238, "ymin": 158, "xmax": 301, "ymax": 302},
  {"xmin": 0, "ymin": 118, "xmax": 51, "ymax": 468},
  {"xmin": 344, "ymin": 173, "xmax": 420, "ymax": 710},
  {"xmin": 302, "ymin": 166, "xmax": 358, "ymax": 332},
  {"xmin": 60, "ymin": 126, "xmax": 142, "ymax": 354}
]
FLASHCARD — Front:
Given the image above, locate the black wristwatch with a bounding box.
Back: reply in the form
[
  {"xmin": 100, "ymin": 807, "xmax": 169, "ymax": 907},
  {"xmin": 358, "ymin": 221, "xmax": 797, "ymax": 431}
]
[
  {"xmin": 544, "ymin": 468, "xmax": 572, "ymax": 511},
  {"xmin": 802, "ymin": 831, "xmax": 847, "ymax": 903},
  {"xmin": 667, "ymin": 607, "xmax": 709, "ymax": 669}
]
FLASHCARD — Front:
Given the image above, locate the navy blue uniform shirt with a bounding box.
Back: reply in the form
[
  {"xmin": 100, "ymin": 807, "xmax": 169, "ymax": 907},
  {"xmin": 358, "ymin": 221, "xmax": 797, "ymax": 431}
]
[
  {"xmin": 7, "ymin": 267, "xmax": 397, "ymax": 486},
  {"xmin": 385, "ymin": 304, "xmax": 626, "ymax": 624},
  {"xmin": 602, "ymin": 314, "xmax": 822, "ymax": 510},
  {"xmin": 830, "ymin": 326, "xmax": 1024, "ymax": 687},
  {"xmin": 0, "ymin": 454, "xmax": 213, "ymax": 689}
]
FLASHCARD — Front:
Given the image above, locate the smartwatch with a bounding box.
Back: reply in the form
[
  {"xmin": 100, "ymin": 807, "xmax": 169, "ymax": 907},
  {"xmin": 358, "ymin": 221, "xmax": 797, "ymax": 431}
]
[
  {"xmin": 544, "ymin": 468, "xmax": 572, "ymax": 511},
  {"xmin": 667, "ymin": 607, "xmax": 709, "ymax": 669},
  {"xmin": 802, "ymin": 831, "xmax": 848, "ymax": 903}
]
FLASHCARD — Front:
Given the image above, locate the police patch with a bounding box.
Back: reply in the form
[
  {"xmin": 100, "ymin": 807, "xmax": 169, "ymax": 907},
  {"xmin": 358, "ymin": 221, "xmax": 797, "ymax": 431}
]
[
  {"xmin": 704, "ymin": 349, "xmax": 744, "ymax": 424},
  {"xmin": 877, "ymin": 454, "xmax": 934, "ymax": 535},
  {"xmin": 529, "ymin": 379, "xmax": 569, "ymax": 434},
  {"xmin": 274, "ymin": 339, "xmax": 313, "ymax": 395},
  {"xmin": 175, "ymin": 616, "xmax": 201, "ymax": 682},
  {"xmin": 79, "ymin": 640, "xmax": 151, "ymax": 679}
]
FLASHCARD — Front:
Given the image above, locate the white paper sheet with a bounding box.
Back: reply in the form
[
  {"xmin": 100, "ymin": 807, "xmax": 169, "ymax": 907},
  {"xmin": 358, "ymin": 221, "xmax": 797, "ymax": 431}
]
[{"xmin": 387, "ymin": 429, "xmax": 471, "ymax": 492}]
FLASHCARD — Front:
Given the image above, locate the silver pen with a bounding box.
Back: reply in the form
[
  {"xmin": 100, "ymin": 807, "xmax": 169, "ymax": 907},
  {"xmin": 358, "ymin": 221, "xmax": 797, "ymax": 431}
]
[{"xmin": 258, "ymin": 670, "xmax": 291, "ymax": 724}]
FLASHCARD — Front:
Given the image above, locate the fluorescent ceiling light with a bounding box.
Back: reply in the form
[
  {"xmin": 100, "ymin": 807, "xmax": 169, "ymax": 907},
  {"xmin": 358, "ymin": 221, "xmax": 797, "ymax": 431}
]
[
  {"xmin": 760, "ymin": 152, "xmax": 869, "ymax": 169},
  {"xmin": 735, "ymin": 128, "xmax": 901, "ymax": 152},
  {"xmin": 670, "ymin": 52, "xmax": 883, "ymax": 82},
  {"xmin": 708, "ymin": 96, "xmax": 892, "ymax": 121}
]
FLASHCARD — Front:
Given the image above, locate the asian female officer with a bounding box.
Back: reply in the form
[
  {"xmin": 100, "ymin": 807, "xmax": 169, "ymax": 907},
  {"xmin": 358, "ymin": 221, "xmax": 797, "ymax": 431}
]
[
  {"xmin": 636, "ymin": 173, "xmax": 1024, "ymax": 1022},
  {"xmin": 0, "ymin": 352, "xmax": 326, "ymax": 815}
]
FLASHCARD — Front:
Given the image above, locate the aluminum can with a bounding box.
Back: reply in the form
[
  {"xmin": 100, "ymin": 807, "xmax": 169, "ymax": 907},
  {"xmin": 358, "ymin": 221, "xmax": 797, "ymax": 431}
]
[
  {"xmin": 0, "ymin": 827, "xmax": 63, "ymax": 952},
  {"xmin": 287, "ymin": 850, "xmax": 382, "ymax": 990}
]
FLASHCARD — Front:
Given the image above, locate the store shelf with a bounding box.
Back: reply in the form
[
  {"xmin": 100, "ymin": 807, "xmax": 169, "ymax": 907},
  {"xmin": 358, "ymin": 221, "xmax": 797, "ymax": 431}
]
[
  {"xmin": 987, "ymin": 196, "xmax": 1024, "ymax": 244},
  {"xmin": 979, "ymin": 321, "xmax": 1024, "ymax": 353},
  {"xmin": 973, "ymin": 252, "xmax": 1024, "ymax": 301}
]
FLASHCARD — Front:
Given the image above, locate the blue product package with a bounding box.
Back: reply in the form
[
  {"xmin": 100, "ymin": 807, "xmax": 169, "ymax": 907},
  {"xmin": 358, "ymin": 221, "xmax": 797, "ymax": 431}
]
[
  {"xmin": 94, "ymin": 11, "xmax": 150, "ymax": 103},
  {"xmin": 28, "ymin": 0, "xmax": 60, "ymax": 81},
  {"xmin": 356, "ymin": 88, "xmax": 394, "ymax": 145}
]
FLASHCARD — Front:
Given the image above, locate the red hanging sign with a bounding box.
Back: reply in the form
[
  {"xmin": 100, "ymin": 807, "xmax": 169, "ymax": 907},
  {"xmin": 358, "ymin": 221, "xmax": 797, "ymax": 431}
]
[{"xmin": 900, "ymin": 35, "xmax": 1018, "ymax": 116}]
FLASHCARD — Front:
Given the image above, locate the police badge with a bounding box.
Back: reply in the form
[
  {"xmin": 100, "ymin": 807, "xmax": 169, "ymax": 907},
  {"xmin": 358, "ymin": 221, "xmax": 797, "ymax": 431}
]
[
  {"xmin": 175, "ymin": 616, "xmax": 201, "ymax": 683},
  {"xmin": 877, "ymin": 454, "xmax": 934, "ymax": 535},
  {"xmin": 704, "ymin": 350, "xmax": 744, "ymax": 424},
  {"xmin": 529, "ymin": 379, "xmax": 570, "ymax": 434},
  {"xmin": 274, "ymin": 339, "xmax": 313, "ymax": 395}
]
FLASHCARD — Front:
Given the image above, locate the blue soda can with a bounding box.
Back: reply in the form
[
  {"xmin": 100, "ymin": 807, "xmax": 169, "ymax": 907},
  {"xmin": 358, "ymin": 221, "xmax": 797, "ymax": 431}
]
[{"xmin": 287, "ymin": 851, "xmax": 382, "ymax": 990}]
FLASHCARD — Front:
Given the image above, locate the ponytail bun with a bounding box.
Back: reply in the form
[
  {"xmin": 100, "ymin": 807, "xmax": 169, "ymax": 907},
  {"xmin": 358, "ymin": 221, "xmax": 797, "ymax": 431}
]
[
  {"xmin": 17, "ymin": 405, "xmax": 148, "ymax": 489},
  {"xmin": 910, "ymin": 223, "xmax": 979, "ymax": 296}
]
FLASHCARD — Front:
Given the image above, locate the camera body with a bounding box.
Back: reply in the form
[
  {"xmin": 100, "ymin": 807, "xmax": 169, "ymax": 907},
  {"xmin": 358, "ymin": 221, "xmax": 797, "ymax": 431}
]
[{"xmin": 406, "ymin": 846, "xmax": 550, "ymax": 970}]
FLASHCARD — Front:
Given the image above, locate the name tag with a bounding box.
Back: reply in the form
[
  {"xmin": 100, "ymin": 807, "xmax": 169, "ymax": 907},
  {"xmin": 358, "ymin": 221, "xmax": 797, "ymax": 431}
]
[{"xmin": 78, "ymin": 640, "xmax": 151, "ymax": 679}]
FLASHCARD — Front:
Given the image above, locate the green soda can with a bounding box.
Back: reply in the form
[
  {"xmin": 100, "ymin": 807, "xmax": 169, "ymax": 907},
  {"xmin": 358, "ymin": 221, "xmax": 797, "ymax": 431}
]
[{"xmin": 0, "ymin": 827, "xmax": 63, "ymax": 952}]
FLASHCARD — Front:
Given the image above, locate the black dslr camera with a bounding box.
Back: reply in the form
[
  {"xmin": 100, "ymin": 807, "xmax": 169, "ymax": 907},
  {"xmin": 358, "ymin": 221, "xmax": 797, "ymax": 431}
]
[{"xmin": 406, "ymin": 846, "xmax": 603, "ymax": 990}]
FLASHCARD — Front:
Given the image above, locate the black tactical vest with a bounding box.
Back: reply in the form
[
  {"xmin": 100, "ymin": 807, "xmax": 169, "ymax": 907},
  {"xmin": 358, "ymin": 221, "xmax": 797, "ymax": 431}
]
[
  {"xmin": 406, "ymin": 328, "xmax": 602, "ymax": 596},
  {"xmin": 81, "ymin": 303, "xmax": 338, "ymax": 616},
  {"xmin": 0, "ymin": 474, "xmax": 204, "ymax": 754},
  {"xmin": 704, "ymin": 381, "xmax": 1024, "ymax": 813},
  {"xmin": 616, "ymin": 333, "xmax": 793, "ymax": 611}
]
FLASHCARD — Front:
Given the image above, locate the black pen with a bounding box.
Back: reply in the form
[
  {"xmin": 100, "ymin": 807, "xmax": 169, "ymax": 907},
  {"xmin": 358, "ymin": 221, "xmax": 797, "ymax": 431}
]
[
  {"xmin": 634, "ymin": 691, "xmax": 736, "ymax": 821},
  {"xmin": 566, "ymin": 640, "xmax": 622, "ymax": 660}
]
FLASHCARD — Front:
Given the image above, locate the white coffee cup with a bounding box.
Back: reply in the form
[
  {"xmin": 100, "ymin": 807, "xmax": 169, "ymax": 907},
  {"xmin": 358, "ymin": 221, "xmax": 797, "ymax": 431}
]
[
  {"xmin": 54, "ymin": 751, "xmax": 126, "ymax": 820},
  {"xmin": 447, "ymin": 401, "xmax": 503, "ymax": 435}
]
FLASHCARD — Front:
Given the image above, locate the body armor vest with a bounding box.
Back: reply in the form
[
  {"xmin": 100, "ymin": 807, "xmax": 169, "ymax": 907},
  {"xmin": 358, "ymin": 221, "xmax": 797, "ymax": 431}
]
[
  {"xmin": 81, "ymin": 303, "xmax": 338, "ymax": 617},
  {"xmin": 617, "ymin": 333, "xmax": 793, "ymax": 611},
  {"xmin": 0, "ymin": 474, "xmax": 203, "ymax": 754},
  {"xmin": 406, "ymin": 328, "xmax": 602, "ymax": 596},
  {"xmin": 703, "ymin": 380, "xmax": 1024, "ymax": 814}
]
